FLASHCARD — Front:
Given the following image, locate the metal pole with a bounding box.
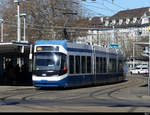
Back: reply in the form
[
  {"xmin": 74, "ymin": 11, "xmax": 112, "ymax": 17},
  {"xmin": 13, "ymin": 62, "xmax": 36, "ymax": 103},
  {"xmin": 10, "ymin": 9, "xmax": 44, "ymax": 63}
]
[
  {"xmin": 1, "ymin": 20, "xmax": 3, "ymax": 42},
  {"xmin": 23, "ymin": 16, "xmax": 26, "ymax": 41},
  {"xmin": 112, "ymin": 26, "xmax": 115, "ymax": 43},
  {"xmin": 133, "ymin": 41, "xmax": 135, "ymax": 69},
  {"xmin": 17, "ymin": 2, "xmax": 21, "ymax": 42}
]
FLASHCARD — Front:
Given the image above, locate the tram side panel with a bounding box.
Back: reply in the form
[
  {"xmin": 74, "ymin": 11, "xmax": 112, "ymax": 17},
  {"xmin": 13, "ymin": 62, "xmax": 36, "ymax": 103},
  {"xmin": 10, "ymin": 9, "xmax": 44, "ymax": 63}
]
[
  {"xmin": 94, "ymin": 46, "xmax": 110, "ymax": 85},
  {"xmin": 94, "ymin": 46, "xmax": 125, "ymax": 85},
  {"xmin": 67, "ymin": 49, "xmax": 94, "ymax": 87}
]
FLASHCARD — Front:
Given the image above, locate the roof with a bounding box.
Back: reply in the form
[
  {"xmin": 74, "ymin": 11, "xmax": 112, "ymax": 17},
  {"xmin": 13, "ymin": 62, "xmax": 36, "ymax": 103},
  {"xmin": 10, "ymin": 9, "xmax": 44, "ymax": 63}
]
[
  {"xmin": 90, "ymin": 16, "xmax": 109, "ymax": 28},
  {"xmin": 0, "ymin": 42, "xmax": 31, "ymax": 56},
  {"xmin": 110, "ymin": 7, "xmax": 150, "ymax": 20}
]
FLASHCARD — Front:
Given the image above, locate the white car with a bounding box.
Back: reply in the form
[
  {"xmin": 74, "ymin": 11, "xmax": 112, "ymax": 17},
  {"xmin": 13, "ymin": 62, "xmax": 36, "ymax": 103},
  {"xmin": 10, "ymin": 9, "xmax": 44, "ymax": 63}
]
[{"xmin": 130, "ymin": 66, "xmax": 148, "ymax": 74}]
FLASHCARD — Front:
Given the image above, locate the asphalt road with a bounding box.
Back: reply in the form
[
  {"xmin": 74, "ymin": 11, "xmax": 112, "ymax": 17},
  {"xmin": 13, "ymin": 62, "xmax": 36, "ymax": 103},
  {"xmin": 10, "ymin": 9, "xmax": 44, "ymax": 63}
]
[{"xmin": 0, "ymin": 75, "xmax": 150, "ymax": 112}]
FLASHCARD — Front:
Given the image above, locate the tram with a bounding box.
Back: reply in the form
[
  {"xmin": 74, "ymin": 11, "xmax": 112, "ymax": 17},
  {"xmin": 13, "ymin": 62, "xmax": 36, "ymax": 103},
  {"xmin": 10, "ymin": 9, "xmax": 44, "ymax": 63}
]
[{"xmin": 32, "ymin": 40, "xmax": 125, "ymax": 88}]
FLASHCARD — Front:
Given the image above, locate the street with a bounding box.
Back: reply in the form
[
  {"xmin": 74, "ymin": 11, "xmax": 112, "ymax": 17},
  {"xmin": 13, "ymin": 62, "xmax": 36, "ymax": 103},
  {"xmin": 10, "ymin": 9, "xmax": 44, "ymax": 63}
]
[{"xmin": 0, "ymin": 75, "xmax": 150, "ymax": 112}]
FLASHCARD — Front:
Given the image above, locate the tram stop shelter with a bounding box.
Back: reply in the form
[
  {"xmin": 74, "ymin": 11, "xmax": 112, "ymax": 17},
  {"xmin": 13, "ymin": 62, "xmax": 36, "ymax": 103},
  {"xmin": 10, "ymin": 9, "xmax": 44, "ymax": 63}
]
[{"xmin": 0, "ymin": 42, "xmax": 32, "ymax": 85}]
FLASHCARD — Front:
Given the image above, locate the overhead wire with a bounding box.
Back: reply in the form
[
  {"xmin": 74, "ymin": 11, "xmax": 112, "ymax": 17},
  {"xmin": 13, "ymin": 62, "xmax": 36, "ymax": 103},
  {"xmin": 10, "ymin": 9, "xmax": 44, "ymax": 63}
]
[
  {"xmin": 81, "ymin": 0, "xmax": 126, "ymax": 16},
  {"xmin": 83, "ymin": 2, "xmax": 116, "ymax": 15},
  {"xmin": 102, "ymin": 0, "xmax": 126, "ymax": 10},
  {"xmin": 3, "ymin": 19, "xmax": 104, "ymax": 33},
  {"xmin": 81, "ymin": 0, "xmax": 116, "ymax": 16},
  {"xmin": 78, "ymin": 1, "xmax": 106, "ymax": 16},
  {"xmin": 2, "ymin": 0, "xmax": 122, "ymax": 33}
]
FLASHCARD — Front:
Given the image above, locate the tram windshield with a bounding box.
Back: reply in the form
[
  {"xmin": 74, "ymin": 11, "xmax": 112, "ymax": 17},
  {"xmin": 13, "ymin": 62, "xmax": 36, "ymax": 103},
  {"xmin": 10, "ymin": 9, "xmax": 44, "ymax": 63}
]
[{"xmin": 34, "ymin": 52, "xmax": 66, "ymax": 71}]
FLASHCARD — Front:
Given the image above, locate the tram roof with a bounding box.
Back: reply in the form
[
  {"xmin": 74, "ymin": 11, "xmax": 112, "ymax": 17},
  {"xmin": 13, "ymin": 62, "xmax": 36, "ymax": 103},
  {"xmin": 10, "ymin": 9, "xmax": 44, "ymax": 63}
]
[
  {"xmin": 35, "ymin": 40, "xmax": 124, "ymax": 56},
  {"xmin": 0, "ymin": 42, "xmax": 31, "ymax": 56},
  {"xmin": 35, "ymin": 40, "xmax": 67, "ymax": 49}
]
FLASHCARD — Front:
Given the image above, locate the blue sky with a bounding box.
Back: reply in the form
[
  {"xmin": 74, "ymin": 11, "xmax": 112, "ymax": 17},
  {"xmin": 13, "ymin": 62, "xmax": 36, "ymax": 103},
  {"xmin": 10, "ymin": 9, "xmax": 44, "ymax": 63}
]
[{"xmin": 82, "ymin": 0, "xmax": 150, "ymax": 16}]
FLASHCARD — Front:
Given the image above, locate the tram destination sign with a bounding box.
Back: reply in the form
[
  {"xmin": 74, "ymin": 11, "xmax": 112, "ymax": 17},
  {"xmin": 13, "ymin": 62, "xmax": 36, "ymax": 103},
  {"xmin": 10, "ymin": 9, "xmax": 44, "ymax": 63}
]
[{"xmin": 36, "ymin": 46, "xmax": 59, "ymax": 52}]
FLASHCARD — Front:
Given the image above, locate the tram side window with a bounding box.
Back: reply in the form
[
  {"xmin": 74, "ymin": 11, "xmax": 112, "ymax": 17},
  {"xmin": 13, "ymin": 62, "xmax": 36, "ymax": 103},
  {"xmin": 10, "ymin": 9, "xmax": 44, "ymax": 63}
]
[
  {"xmin": 81, "ymin": 56, "xmax": 86, "ymax": 73},
  {"xmin": 119, "ymin": 60, "xmax": 123, "ymax": 72},
  {"xmin": 100, "ymin": 57, "xmax": 103, "ymax": 73},
  {"xmin": 103, "ymin": 58, "xmax": 106, "ymax": 73},
  {"xmin": 69, "ymin": 55, "xmax": 74, "ymax": 74},
  {"xmin": 108, "ymin": 59, "xmax": 113, "ymax": 72},
  {"xmin": 61, "ymin": 54, "xmax": 67, "ymax": 69},
  {"xmin": 108, "ymin": 59, "xmax": 116, "ymax": 73},
  {"xmin": 112, "ymin": 59, "xmax": 116, "ymax": 72},
  {"xmin": 59, "ymin": 54, "xmax": 67, "ymax": 75},
  {"xmin": 87, "ymin": 56, "xmax": 91, "ymax": 73},
  {"xmin": 75, "ymin": 56, "xmax": 80, "ymax": 74},
  {"xmin": 96, "ymin": 57, "xmax": 100, "ymax": 73}
]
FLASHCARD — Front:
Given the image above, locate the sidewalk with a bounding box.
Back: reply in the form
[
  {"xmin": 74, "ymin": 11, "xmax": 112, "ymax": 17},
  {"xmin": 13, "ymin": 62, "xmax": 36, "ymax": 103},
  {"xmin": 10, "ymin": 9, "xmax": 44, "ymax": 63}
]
[{"xmin": 0, "ymin": 81, "xmax": 34, "ymax": 92}]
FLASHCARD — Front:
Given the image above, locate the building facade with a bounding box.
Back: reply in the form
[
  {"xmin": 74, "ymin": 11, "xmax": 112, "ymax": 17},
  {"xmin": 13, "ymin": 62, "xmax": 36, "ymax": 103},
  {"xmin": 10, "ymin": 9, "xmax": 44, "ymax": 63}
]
[{"xmin": 78, "ymin": 7, "xmax": 150, "ymax": 58}]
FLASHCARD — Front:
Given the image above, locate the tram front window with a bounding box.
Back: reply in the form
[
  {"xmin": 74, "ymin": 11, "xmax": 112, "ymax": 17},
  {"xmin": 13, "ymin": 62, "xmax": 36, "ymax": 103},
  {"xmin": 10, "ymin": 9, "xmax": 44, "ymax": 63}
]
[{"xmin": 34, "ymin": 52, "xmax": 65, "ymax": 71}]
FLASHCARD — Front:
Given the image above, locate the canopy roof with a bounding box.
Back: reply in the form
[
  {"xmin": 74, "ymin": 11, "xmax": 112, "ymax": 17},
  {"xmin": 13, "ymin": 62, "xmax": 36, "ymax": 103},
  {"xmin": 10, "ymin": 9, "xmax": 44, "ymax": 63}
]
[{"xmin": 0, "ymin": 42, "xmax": 31, "ymax": 56}]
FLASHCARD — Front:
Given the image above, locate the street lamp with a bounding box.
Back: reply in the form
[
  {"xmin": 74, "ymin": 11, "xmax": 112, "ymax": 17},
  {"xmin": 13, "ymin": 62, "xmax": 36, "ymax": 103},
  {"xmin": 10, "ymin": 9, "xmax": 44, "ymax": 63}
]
[
  {"xmin": 0, "ymin": 19, "xmax": 3, "ymax": 42},
  {"xmin": 14, "ymin": 0, "xmax": 21, "ymax": 42},
  {"xmin": 20, "ymin": 13, "xmax": 26, "ymax": 42}
]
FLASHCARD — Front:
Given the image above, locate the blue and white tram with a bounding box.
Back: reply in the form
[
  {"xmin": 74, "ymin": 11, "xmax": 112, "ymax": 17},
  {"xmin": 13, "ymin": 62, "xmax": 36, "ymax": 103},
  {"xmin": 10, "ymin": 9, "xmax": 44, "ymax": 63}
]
[{"xmin": 32, "ymin": 40, "xmax": 125, "ymax": 88}]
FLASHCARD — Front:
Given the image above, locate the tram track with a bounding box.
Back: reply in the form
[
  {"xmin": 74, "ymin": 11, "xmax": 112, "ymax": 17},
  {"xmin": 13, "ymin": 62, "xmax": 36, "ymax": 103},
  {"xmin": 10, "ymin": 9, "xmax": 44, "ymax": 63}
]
[
  {"xmin": 108, "ymin": 76, "xmax": 147, "ymax": 99},
  {"xmin": 0, "ymin": 75, "xmax": 148, "ymax": 112},
  {"xmin": 90, "ymin": 76, "xmax": 147, "ymax": 101},
  {"xmin": 21, "ymin": 76, "xmax": 148, "ymax": 110}
]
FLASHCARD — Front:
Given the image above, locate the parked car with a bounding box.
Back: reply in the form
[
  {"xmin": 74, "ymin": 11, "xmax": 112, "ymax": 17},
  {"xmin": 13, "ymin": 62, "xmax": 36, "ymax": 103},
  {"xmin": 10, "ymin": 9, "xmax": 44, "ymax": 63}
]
[{"xmin": 130, "ymin": 66, "xmax": 148, "ymax": 74}]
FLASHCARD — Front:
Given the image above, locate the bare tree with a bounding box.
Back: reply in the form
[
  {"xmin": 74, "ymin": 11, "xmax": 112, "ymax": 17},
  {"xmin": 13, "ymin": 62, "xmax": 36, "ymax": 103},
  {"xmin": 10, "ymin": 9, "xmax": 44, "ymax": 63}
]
[{"xmin": 0, "ymin": 0, "xmax": 88, "ymax": 43}]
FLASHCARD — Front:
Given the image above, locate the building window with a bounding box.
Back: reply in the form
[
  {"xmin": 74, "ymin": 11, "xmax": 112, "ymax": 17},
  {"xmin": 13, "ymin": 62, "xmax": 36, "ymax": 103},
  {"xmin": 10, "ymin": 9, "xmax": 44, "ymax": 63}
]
[
  {"xmin": 119, "ymin": 19, "xmax": 123, "ymax": 25},
  {"xmin": 126, "ymin": 18, "xmax": 130, "ymax": 24}
]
